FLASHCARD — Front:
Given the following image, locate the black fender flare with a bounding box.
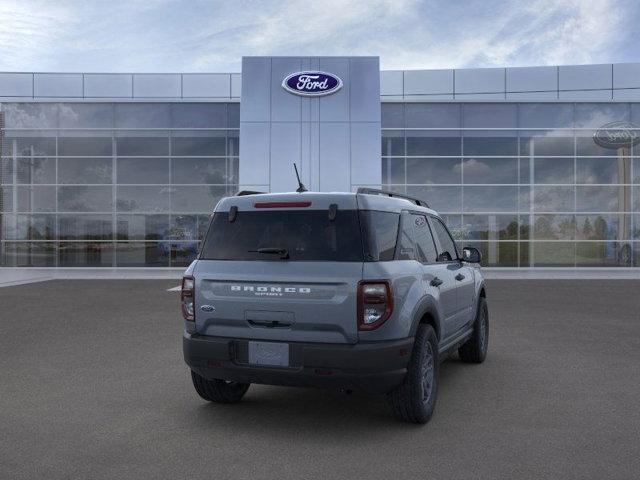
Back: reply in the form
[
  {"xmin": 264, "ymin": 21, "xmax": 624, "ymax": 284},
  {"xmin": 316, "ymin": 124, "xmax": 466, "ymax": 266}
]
[{"xmin": 409, "ymin": 295, "xmax": 443, "ymax": 341}]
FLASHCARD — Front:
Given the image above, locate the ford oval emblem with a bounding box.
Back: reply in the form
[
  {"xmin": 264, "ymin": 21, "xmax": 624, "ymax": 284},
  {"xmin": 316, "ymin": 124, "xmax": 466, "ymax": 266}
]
[
  {"xmin": 593, "ymin": 121, "xmax": 640, "ymax": 149},
  {"xmin": 282, "ymin": 71, "xmax": 343, "ymax": 97},
  {"xmin": 200, "ymin": 305, "xmax": 215, "ymax": 312}
]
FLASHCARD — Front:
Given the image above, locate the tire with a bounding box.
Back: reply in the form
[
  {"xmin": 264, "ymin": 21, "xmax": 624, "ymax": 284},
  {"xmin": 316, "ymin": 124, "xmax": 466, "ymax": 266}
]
[
  {"xmin": 190, "ymin": 370, "xmax": 250, "ymax": 403},
  {"xmin": 387, "ymin": 324, "xmax": 438, "ymax": 424},
  {"xmin": 458, "ymin": 296, "xmax": 489, "ymax": 364}
]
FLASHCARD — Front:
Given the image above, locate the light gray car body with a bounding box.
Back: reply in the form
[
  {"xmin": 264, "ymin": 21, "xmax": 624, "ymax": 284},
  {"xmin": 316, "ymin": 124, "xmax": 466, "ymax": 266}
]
[{"xmin": 184, "ymin": 190, "xmax": 484, "ymax": 359}]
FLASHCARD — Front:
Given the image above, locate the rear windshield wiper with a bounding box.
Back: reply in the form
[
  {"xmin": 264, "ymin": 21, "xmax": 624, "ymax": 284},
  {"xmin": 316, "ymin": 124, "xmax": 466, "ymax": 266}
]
[{"xmin": 248, "ymin": 247, "xmax": 290, "ymax": 259}]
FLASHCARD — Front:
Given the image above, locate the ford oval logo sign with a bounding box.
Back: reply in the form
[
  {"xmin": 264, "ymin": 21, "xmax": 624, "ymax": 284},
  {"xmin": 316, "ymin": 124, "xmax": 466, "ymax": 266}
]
[
  {"xmin": 593, "ymin": 121, "xmax": 640, "ymax": 149},
  {"xmin": 282, "ymin": 71, "xmax": 343, "ymax": 97}
]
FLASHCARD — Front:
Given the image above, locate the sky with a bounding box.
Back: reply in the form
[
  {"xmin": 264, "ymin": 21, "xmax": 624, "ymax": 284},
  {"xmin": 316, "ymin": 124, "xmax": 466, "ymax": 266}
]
[{"xmin": 0, "ymin": 0, "xmax": 638, "ymax": 73}]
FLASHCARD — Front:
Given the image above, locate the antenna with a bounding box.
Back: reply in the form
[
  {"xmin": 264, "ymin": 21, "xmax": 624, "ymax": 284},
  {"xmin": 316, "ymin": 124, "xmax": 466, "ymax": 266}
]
[{"xmin": 293, "ymin": 163, "xmax": 308, "ymax": 193}]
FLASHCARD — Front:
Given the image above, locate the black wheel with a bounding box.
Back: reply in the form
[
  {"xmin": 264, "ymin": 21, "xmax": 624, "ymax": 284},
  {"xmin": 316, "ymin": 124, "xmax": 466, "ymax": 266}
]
[
  {"xmin": 387, "ymin": 324, "xmax": 438, "ymax": 424},
  {"xmin": 190, "ymin": 370, "xmax": 250, "ymax": 403},
  {"xmin": 458, "ymin": 296, "xmax": 489, "ymax": 364}
]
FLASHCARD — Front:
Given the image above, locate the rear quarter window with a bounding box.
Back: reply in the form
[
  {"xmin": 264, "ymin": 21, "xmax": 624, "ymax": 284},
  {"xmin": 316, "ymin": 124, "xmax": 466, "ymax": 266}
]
[{"xmin": 359, "ymin": 210, "xmax": 400, "ymax": 261}]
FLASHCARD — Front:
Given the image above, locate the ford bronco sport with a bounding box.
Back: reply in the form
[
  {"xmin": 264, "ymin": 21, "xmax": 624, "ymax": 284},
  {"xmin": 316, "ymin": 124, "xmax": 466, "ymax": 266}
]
[{"xmin": 182, "ymin": 188, "xmax": 488, "ymax": 424}]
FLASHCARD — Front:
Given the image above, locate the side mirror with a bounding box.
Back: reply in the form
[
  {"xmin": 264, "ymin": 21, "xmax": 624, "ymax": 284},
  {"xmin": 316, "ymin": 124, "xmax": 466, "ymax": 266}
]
[{"xmin": 462, "ymin": 247, "xmax": 482, "ymax": 264}]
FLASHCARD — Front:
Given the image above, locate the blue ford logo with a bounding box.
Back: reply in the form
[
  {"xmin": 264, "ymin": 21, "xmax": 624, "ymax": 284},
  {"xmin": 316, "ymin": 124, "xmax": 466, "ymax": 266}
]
[{"xmin": 282, "ymin": 71, "xmax": 343, "ymax": 97}]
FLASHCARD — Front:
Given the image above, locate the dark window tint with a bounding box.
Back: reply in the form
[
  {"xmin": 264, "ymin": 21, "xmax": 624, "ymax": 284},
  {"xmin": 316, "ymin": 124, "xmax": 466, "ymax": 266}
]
[
  {"xmin": 412, "ymin": 214, "xmax": 438, "ymax": 263},
  {"xmin": 430, "ymin": 217, "xmax": 458, "ymax": 262},
  {"xmin": 359, "ymin": 210, "xmax": 399, "ymax": 261},
  {"xmin": 201, "ymin": 210, "xmax": 363, "ymax": 262},
  {"xmin": 396, "ymin": 212, "xmax": 417, "ymax": 261}
]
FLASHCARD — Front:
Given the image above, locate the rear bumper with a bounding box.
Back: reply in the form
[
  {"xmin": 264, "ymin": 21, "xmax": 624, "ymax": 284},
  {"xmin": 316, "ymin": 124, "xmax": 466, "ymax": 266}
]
[{"xmin": 183, "ymin": 332, "xmax": 414, "ymax": 394}]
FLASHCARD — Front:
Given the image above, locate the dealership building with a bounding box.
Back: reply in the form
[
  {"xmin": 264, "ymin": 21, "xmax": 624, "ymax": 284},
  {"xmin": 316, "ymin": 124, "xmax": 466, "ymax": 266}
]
[{"xmin": 1, "ymin": 56, "xmax": 640, "ymax": 270}]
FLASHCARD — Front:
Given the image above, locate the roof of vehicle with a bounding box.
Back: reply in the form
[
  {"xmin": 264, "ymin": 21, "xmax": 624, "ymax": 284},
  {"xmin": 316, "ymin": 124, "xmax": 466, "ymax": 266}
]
[{"xmin": 214, "ymin": 191, "xmax": 440, "ymax": 216}]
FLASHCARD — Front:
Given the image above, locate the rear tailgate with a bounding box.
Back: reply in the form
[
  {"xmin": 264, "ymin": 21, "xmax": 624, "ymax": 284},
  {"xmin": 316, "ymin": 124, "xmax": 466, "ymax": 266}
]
[{"xmin": 194, "ymin": 260, "xmax": 362, "ymax": 344}]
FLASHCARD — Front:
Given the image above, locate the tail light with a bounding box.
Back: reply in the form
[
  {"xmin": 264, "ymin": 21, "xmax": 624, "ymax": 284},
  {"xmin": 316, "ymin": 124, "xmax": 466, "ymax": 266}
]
[
  {"xmin": 357, "ymin": 280, "xmax": 393, "ymax": 330},
  {"xmin": 181, "ymin": 276, "xmax": 195, "ymax": 321}
]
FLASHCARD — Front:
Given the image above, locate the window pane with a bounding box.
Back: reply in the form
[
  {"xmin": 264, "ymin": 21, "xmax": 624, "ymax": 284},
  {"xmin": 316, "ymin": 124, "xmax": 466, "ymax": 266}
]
[
  {"xmin": 576, "ymin": 157, "xmax": 627, "ymax": 184},
  {"xmin": 1, "ymin": 186, "xmax": 12, "ymax": 211},
  {"xmin": 10, "ymin": 136, "xmax": 56, "ymax": 156},
  {"xmin": 59, "ymin": 103, "xmax": 113, "ymax": 128},
  {"xmin": 406, "ymin": 131, "xmax": 461, "ymax": 156},
  {"xmin": 228, "ymin": 104, "xmax": 240, "ymax": 127},
  {"xmin": 575, "ymin": 214, "xmax": 629, "ymax": 241},
  {"xmin": 2, "ymin": 242, "xmax": 56, "ymax": 267},
  {"xmin": 14, "ymin": 214, "xmax": 55, "ymax": 240},
  {"xmin": 59, "ymin": 242, "xmax": 114, "ymax": 267},
  {"xmin": 518, "ymin": 104, "xmax": 573, "ymax": 129},
  {"xmin": 171, "ymin": 242, "xmax": 199, "ymax": 267},
  {"xmin": 58, "ymin": 186, "xmax": 113, "ymax": 212},
  {"xmin": 382, "ymin": 103, "xmax": 404, "ymax": 128},
  {"xmin": 574, "ymin": 103, "xmax": 630, "ymax": 128},
  {"xmin": 396, "ymin": 212, "xmax": 417, "ymax": 261},
  {"xmin": 534, "ymin": 186, "xmax": 574, "ymax": 212},
  {"xmin": 381, "ymin": 130, "xmax": 404, "ymax": 156},
  {"xmin": 406, "ymin": 186, "xmax": 462, "ymax": 212},
  {"xmin": 463, "ymin": 157, "xmax": 517, "ymax": 184},
  {"xmin": 429, "ymin": 216, "xmax": 458, "ymax": 261},
  {"xmin": 520, "ymin": 133, "xmax": 574, "ymax": 156},
  {"xmin": 115, "ymin": 242, "xmax": 170, "ymax": 267},
  {"xmin": 58, "ymin": 158, "xmax": 112, "ymax": 184},
  {"xmin": 171, "ymin": 158, "xmax": 227, "ymax": 184},
  {"xmin": 533, "ymin": 242, "xmax": 575, "ymax": 266},
  {"xmin": 16, "ymin": 157, "xmax": 56, "ymax": 184},
  {"xmin": 1, "ymin": 158, "xmax": 12, "ymax": 183},
  {"xmin": 406, "ymin": 158, "xmax": 461, "ymax": 184},
  {"xmin": 3, "ymin": 104, "xmax": 58, "ymax": 128},
  {"xmin": 464, "ymin": 186, "xmax": 518, "ymax": 212},
  {"xmin": 171, "ymin": 103, "xmax": 227, "ymax": 128},
  {"xmin": 171, "ymin": 185, "xmax": 227, "ymax": 212},
  {"xmin": 360, "ymin": 210, "xmax": 400, "ymax": 261},
  {"xmin": 576, "ymin": 134, "xmax": 625, "ymax": 156},
  {"xmin": 114, "ymin": 104, "xmax": 170, "ymax": 128},
  {"xmin": 533, "ymin": 215, "xmax": 576, "ymax": 240},
  {"xmin": 464, "ymin": 241, "xmax": 518, "ymax": 267},
  {"xmin": 117, "ymin": 214, "xmax": 170, "ymax": 240},
  {"xmin": 534, "ymin": 158, "xmax": 574, "ymax": 184},
  {"xmin": 116, "ymin": 186, "xmax": 170, "ymax": 213},
  {"xmin": 382, "ymin": 158, "xmax": 405, "ymax": 184},
  {"xmin": 577, "ymin": 186, "xmax": 627, "ymax": 212},
  {"xmin": 576, "ymin": 242, "xmax": 631, "ymax": 267},
  {"xmin": 116, "ymin": 136, "xmax": 168, "ymax": 156},
  {"xmin": 17, "ymin": 185, "xmax": 56, "ymax": 212},
  {"xmin": 463, "ymin": 104, "xmax": 516, "ymax": 128},
  {"xmin": 412, "ymin": 214, "xmax": 438, "ymax": 263},
  {"xmin": 171, "ymin": 134, "xmax": 226, "ymax": 156},
  {"xmin": 461, "ymin": 215, "xmax": 519, "ymax": 240},
  {"xmin": 169, "ymin": 214, "xmax": 210, "ymax": 241},
  {"xmin": 58, "ymin": 137, "xmax": 113, "ymax": 156},
  {"xmin": 227, "ymin": 130, "xmax": 239, "ymax": 157},
  {"xmin": 463, "ymin": 135, "xmax": 518, "ymax": 156},
  {"xmin": 116, "ymin": 158, "xmax": 169, "ymax": 184},
  {"xmin": 406, "ymin": 104, "xmax": 460, "ymax": 128}
]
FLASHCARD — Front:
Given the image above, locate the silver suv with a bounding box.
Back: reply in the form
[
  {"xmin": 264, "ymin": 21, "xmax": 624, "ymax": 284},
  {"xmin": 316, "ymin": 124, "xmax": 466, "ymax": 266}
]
[{"xmin": 182, "ymin": 188, "xmax": 488, "ymax": 424}]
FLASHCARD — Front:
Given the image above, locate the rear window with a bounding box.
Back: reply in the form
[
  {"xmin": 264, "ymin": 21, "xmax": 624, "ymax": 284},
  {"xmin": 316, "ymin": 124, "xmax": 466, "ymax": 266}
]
[{"xmin": 200, "ymin": 210, "xmax": 364, "ymax": 261}]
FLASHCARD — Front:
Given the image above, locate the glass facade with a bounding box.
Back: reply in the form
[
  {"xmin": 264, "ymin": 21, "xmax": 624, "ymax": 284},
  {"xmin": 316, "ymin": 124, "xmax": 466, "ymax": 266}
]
[
  {"xmin": 0, "ymin": 102, "xmax": 239, "ymax": 267},
  {"xmin": 2, "ymin": 100, "xmax": 639, "ymax": 268},
  {"xmin": 382, "ymin": 102, "xmax": 640, "ymax": 267}
]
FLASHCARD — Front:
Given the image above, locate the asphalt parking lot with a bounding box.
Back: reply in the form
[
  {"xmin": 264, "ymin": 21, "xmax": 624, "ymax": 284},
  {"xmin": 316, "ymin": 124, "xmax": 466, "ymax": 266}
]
[{"xmin": 1, "ymin": 279, "xmax": 639, "ymax": 480}]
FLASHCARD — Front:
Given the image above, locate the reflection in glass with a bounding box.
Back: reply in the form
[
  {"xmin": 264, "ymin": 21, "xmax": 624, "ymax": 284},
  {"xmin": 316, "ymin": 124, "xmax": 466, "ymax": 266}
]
[
  {"xmin": 14, "ymin": 215, "xmax": 55, "ymax": 240},
  {"xmin": 532, "ymin": 242, "xmax": 575, "ymax": 266},
  {"xmin": 533, "ymin": 215, "xmax": 576, "ymax": 240},
  {"xmin": 58, "ymin": 214, "xmax": 113, "ymax": 240},
  {"xmin": 171, "ymin": 186, "xmax": 227, "ymax": 212},
  {"xmin": 382, "ymin": 103, "xmax": 405, "ymax": 128},
  {"xmin": 406, "ymin": 186, "xmax": 461, "ymax": 212},
  {"xmin": 58, "ymin": 137, "xmax": 112, "ymax": 156},
  {"xmin": 114, "ymin": 104, "xmax": 170, "ymax": 128},
  {"xmin": 462, "ymin": 158, "xmax": 517, "ymax": 184},
  {"xmin": 463, "ymin": 104, "xmax": 517, "ymax": 128},
  {"xmin": 463, "ymin": 186, "xmax": 518, "ymax": 213},
  {"xmin": 575, "ymin": 214, "xmax": 629, "ymax": 241},
  {"xmin": 59, "ymin": 103, "xmax": 113, "ymax": 128},
  {"xmin": 116, "ymin": 186, "xmax": 171, "ymax": 213},
  {"xmin": 381, "ymin": 130, "xmax": 404, "ymax": 156},
  {"xmin": 576, "ymin": 157, "xmax": 628, "ymax": 184},
  {"xmin": 576, "ymin": 186, "xmax": 626, "ymax": 212},
  {"xmin": 463, "ymin": 136, "xmax": 518, "ymax": 156},
  {"xmin": 10, "ymin": 137, "xmax": 56, "ymax": 156},
  {"xmin": 534, "ymin": 186, "xmax": 574, "ymax": 212},
  {"xmin": 2, "ymin": 103, "xmax": 58, "ymax": 128},
  {"xmin": 518, "ymin": 104, "xmax": 573, "ymax": 129},
  {"xmin": 520, "ymin": 134, "xmax": 574, "ymax": 157},
  {"xmin": 16, "ymin": 157, "xmax": 56, "ymax": 184},
  {"xmin": 115, "ymin": 242, "xmax": 169, "ymax": 267},
  {"xmin": 171, "ymin": 241, "xmax": 199, "ymax": 267},
  {"xmin": 461, "ymin": 215, "xmax": 518, "ymax": 240},
  {"xmin": 116, "ymin": 215, "xmax": 170, "ymax": 240},
  {"xmin": 117, "ymin": 158, "xmax": 169, "ymax": 184},
  {"xmin": 59, "ymin": 242, "xmax": 114, "ymax": 267},
  {"xmin": 382, "ymin": 158, "xmax": 405, "ymax": 184},
  {"xmin": 171, "ymin": 103, "xmax": 227, "ymax": 128},
  {"xmin": 576, "ymin": 242, "xmax": 631, "ymax": 267},
  {"xmin": 2, "ymin": 242, "xmax": 56, "ymax": 267},
  {"xmin": 171, "ymin": 134, "xmax": 226, "ymax": 156},
  {"xmin": 116, "ymin": 136, "xmax": 169, "ymax": 156},
  {"xmin": 406, "ymin": 131, "xmax": 461, "ymax": 156},
  {"xmin": 17, "ymin": 186, "xmax": 56, "ymax": 212},
  {"xmin": 464, "ymin": 241, "xmax": 518, "ymax": 267},
  {"xmin": 534, "ymin": 158, "xmax": 574, "ymax": 184},
  {"xmin": 58, "ymin": 186, "xmax": 113, "ymax": 212},
  {"xmin": 58, "ymin": 158, "xmax": 112, "ymax": 184},
  {"xmin": 406, "ymin": 104, "xmax": 460, "ymax": 128},
  {"xmin": 406, "ymin": 158, "xmax": 461, "ymax": 184},
  {"xmin": 171, "ymin": 158, "xmax": 227, "ymax": 184}
]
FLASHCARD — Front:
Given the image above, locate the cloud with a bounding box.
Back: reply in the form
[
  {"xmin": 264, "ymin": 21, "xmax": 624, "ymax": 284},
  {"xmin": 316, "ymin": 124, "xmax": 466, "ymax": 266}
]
[{"xmin": 0, "ymin": 0, "xmax": 636, "ymax": 72}]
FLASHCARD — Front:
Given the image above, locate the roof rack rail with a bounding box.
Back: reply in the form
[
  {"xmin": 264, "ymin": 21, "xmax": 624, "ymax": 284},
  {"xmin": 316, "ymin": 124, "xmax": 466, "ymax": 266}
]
[
  {"xmin": 356, "ymin": 187, "xmax": 429, "ymax": 208},
  {"xmin": 236, "ymin": 190, "xmax": 265, "ymax": 196}
]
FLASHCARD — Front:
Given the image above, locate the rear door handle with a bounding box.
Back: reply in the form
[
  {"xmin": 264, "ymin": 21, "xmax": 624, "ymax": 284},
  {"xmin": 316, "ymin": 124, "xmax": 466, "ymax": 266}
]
[
  {"xmin": 430, "ymin": 277, "xmax": 443, "ymax": 287},
  {"xmin": 455, "ymin": 273, "xmax": 465, "ymax": 281}
]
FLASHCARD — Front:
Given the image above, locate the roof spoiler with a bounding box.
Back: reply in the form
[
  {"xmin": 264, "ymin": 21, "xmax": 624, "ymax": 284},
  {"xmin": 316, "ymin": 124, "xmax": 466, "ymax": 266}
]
[
  {"xmin": 357, "ymin": 187, "xmax": 429, "ymax": 208},
  {"xmin": 236, "ymin": 190, "xmax": 266, "ymax": 196}
]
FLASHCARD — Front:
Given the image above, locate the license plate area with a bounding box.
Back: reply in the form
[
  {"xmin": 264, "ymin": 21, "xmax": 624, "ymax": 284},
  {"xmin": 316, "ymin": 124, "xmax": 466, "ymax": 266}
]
[{"xmin": 248, "ymin": 341, "xmax": 290, "ymax": 367}]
